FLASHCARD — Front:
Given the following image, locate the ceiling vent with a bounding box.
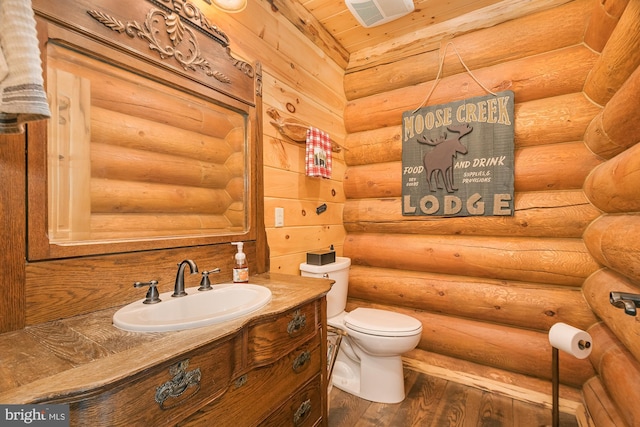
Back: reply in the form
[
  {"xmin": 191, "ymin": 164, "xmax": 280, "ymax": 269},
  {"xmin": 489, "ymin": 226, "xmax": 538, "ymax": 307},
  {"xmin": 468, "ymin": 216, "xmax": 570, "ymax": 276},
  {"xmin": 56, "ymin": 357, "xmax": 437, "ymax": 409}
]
[{"xmin": 345, "ymin": 0, "xmax": 415, "ymax": 28}]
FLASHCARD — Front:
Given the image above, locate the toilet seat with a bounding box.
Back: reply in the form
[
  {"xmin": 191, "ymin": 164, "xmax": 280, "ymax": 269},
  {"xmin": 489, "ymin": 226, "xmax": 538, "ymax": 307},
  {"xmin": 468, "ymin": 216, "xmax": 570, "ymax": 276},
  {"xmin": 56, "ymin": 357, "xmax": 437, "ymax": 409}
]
[{"xmin": 344, "ymin": 308, "xmax": 422, "ymax": 337}]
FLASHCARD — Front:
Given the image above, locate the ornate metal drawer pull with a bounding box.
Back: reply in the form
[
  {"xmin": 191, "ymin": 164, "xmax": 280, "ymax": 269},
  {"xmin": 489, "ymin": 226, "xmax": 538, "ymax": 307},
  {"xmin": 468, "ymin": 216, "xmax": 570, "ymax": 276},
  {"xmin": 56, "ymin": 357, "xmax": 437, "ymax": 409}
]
[
  {"xmin": 293, "ymin": 399, "xmax": 312, "ymax": 426},
  {"xmin": 292, "ymin": 351, "xmax": 311, "ymax": 373},
  {"xmin": 155, "ymin": 359, "xmax": 202, "ymax": 410},
  {"xmin": 287, "ymin": 310, "xmax": 306, "ymax": 337}
]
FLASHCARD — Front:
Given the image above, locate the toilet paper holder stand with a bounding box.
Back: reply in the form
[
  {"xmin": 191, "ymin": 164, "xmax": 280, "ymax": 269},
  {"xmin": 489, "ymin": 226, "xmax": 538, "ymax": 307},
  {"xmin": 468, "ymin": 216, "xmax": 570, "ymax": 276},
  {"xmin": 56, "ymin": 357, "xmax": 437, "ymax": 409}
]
[{"xmin": 551, "ymin": 338, "xmax": 591, "ymax": 427}]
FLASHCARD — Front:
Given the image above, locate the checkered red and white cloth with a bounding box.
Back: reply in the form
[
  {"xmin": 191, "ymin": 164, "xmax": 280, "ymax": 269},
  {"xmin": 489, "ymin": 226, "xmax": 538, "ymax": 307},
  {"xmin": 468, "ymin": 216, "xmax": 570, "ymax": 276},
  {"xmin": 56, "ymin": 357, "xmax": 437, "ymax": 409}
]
[{"xmin": 305, "ymin": 127, "xmax": 332, "ymax": 179}]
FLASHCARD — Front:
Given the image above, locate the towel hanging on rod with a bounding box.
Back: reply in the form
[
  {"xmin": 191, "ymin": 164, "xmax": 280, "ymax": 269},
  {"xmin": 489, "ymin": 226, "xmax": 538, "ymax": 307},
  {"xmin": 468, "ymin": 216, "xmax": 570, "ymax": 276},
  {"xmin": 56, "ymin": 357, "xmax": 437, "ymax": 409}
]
[
  {"xmin": 305, "ymin": 127, "xmax": 332, "ymax": 179},
  {"xmin": 267, "ymin": 108, "xmax": 344, "ymax": 153}
]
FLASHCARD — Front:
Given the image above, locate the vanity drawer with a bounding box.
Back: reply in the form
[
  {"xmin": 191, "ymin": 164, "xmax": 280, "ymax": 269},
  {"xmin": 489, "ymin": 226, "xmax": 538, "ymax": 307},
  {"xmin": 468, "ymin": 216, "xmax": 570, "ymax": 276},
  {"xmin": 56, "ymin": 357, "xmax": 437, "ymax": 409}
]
[
  {"xmin": 71, "ymin": 336, "xmax": 239, "ymax": 426},
  {"xmin": 178, "ymin": 335, "xmax": 321, "ymax": 426},
  {"xmin": 262, "ymin": 375, "xmax": 323, "ymax": 427},
  {"xmin": 248, "ymin": 300, "xmax": 319, "ymax": 365}
]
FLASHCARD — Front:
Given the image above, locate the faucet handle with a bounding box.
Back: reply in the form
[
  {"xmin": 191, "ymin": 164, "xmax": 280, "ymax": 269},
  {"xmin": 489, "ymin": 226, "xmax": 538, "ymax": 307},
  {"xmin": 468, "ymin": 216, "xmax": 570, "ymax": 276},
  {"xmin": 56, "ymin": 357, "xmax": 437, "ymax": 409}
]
[
  {"xmin": 198, "ymin": 268, "xmax": 220, "ymax": 291},
  {"xmin": 134, "ymin": 280, "xmax": 161, "ymax": 304}
]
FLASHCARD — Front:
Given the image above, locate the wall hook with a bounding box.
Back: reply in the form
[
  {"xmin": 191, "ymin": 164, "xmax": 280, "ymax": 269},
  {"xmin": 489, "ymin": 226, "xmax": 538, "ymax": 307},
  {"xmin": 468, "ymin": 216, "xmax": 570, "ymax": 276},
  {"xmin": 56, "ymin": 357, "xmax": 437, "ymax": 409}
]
[{"xmin": 609, "ymin": 291, "xmax": 640, "ymax": 316}]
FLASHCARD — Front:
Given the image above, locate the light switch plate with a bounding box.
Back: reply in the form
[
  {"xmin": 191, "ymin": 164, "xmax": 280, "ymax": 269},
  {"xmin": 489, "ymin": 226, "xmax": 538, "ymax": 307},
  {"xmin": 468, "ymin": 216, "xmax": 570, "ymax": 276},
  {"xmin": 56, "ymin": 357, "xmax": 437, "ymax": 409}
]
[{"xmin": 275, "ymin": 207, "xmax": 284, "ymax": 227}]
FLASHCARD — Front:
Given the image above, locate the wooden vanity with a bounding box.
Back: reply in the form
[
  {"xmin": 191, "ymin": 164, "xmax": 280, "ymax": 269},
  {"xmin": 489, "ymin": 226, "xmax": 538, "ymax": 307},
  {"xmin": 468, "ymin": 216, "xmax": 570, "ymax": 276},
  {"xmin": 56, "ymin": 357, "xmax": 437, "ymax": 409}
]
[{"xmin": 0, "ymin": 274, "xmax": 331, "ymax": 426}]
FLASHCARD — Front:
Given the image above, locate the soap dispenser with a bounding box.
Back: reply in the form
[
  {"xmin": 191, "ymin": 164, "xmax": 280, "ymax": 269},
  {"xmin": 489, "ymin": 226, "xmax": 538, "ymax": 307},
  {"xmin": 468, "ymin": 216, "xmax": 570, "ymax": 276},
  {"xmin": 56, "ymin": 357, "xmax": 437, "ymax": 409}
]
[{"xmin": 231, "ymin": 242, "xmax": 249, "ymax": 283}]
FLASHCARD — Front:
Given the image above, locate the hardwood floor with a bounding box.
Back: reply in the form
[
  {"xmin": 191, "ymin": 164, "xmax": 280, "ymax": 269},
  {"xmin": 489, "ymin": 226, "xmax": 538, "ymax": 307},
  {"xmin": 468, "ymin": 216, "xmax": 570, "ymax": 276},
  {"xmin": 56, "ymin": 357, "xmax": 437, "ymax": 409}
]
[{"xmin": 328, "ymin": 369, "xmax": 579, "ymax": 427}]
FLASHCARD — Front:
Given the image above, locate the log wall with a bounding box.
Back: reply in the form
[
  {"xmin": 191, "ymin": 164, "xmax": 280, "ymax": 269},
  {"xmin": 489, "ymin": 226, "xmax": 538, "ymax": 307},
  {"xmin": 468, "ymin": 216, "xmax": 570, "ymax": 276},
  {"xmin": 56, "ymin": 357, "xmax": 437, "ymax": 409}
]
[
  {"xmin": 341, "ymin": 0, "xmax": 640, "ymax": 421},
  {"xmin": 2, "ymin": 0, "xmax": 639, "ymax": 422}
]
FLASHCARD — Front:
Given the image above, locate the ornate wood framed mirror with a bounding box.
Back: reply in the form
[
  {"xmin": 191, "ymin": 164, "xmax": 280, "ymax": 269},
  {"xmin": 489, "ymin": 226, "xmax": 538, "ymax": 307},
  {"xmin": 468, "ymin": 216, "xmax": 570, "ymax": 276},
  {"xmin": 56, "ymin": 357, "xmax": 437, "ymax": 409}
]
[{"xmin": 28, "ymin": 0, "xmax": 261, "ymax": 260}]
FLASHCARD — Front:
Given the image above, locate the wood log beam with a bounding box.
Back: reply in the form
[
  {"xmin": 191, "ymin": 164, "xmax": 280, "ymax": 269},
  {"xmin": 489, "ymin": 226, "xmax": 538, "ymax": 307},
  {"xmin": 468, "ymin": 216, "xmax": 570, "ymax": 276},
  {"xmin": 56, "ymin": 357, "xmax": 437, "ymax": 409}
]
[
  {"xmin": 584, "ymin": 143, "xmax": 640, "ymax": 213},
  {"xmin": 583, "ymin": 0, "xmax": 640, "ymax": 105},
  {"xmin": 583, "ymin": 214, "xmax": 640, "ymax": 282},
  {"xmin": 343, "ymin": 142, "xmax": 601, "ymax": 199},
  {"xmin": 540, "ymin": 140, "xmax": 599, "ymax": 192},
  {"xmin": 348, "ymin": 265, "xmax": 597, "ymax": 331},
  {"xmin": 512, "ymin": 93, "xmax": 601, "ymax": 148},
  {"xmin": 344, "ymin": 92, "xmax": 601, "ymax": 167},
  {"xmin": 514, "ymin": 142, "xmax": 602, "ymax": 192},
  {"xmin": 344, "ymin": 233, "xmax": 599, "ymax": 286},
  {"xmin": 586, "ymin": 322, "xmax": 640, "ymax": 427},
  {"xmin": 344, "ymin": 46, "xmax": 597, "ymax": 134},
  {"xmin": 584, "ymin": 0, "xmax": 630, "ymax": 52},
  {"xmin": 584, "ymin": 64, "xmax": 640, "ymax": 159},
  {"xmin": 343, "ymin": 190, "xmax": 600, "ymax": 238}
]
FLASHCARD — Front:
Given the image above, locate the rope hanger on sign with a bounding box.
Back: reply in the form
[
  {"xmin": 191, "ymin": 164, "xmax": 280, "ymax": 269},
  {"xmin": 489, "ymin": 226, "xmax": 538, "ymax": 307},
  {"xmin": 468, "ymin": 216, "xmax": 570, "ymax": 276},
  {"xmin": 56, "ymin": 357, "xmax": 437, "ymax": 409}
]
[{"xmin": 412, "ymin": 41, "xmax": 498, "ymax": 114}]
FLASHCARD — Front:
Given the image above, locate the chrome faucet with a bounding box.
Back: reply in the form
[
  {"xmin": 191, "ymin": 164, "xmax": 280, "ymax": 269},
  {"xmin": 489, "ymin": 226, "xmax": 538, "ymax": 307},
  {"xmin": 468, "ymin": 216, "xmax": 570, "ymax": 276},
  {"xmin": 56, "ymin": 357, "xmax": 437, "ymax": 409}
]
[{"xmin": 173, "ymin": 259, "xmax": 198, "ymax": 297}]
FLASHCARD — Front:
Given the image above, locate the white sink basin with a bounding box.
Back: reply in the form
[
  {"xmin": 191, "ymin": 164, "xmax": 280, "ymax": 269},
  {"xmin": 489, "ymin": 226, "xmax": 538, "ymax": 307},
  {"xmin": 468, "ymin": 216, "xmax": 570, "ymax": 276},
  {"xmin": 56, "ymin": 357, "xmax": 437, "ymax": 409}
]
[{"xmin": 113, "ymin": 283, "xmax": 272, "ymax": 332}]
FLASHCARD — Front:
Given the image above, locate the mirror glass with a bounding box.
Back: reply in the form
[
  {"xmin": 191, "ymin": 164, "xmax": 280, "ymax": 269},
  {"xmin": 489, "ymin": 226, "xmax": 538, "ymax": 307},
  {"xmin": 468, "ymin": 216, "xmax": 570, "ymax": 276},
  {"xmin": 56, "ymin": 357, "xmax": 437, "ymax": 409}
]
[{"xmin": 45, "ymin": 43, "xmax": 248, "ymax": 245}]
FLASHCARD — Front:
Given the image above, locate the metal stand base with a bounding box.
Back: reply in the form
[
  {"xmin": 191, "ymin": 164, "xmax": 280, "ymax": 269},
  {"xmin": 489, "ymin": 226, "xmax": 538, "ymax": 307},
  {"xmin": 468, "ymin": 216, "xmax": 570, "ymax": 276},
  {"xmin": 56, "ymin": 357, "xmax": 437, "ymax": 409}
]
[{"xmin": 552, "ymin": 347, "xmax": 559, "ymax": 427}]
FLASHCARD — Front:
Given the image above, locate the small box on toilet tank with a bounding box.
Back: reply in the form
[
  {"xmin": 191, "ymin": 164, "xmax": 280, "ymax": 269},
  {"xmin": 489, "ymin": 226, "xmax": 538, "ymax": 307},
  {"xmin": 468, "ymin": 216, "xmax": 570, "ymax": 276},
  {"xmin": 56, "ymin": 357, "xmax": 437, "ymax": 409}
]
[{"xmin": 306, "ymin": 250, "xmax": 335, "ymax": 266}]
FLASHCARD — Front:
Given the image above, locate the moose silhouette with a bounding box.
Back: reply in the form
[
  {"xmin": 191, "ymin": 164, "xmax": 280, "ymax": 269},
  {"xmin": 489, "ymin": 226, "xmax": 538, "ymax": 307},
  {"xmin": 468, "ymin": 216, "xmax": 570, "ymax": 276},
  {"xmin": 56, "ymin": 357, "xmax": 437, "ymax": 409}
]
[
  {"xmin": 417, "ymin": 123, "xmax": 473, "ymax": 193},
  {"xmin": 313, "ymin": 146, "xmax": 327, "ymax": 167}
]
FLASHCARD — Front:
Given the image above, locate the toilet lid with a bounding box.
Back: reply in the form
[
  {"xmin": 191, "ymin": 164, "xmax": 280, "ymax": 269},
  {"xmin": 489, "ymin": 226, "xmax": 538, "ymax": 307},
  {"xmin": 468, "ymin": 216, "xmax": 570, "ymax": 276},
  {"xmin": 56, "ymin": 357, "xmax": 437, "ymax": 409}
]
[{"xmin": 344, "ymin": 308, "xmax": 422, "ymax": 337}]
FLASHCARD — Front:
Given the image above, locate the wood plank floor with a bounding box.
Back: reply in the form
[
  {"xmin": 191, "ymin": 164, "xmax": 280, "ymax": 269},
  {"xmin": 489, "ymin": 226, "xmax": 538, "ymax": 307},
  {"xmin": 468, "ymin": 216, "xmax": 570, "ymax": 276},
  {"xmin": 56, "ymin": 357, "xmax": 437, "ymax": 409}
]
[{"xmin": 328, "ymin": 369, "xmax": 579, "ymax": 427}]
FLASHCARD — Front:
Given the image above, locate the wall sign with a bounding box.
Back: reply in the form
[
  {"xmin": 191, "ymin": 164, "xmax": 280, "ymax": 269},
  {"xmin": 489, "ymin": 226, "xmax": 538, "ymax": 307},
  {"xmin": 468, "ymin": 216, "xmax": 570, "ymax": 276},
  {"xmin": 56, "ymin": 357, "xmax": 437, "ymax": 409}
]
[{"xmin": 402, "ymin": 90, "xmax": 515, "ymax": 217}]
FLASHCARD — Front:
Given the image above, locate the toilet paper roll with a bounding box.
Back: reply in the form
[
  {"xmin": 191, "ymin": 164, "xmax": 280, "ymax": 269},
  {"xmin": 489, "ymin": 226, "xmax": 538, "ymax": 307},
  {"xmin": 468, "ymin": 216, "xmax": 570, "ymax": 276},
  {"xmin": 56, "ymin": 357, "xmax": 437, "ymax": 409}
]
[{"xmin": 548, "ymin": 322, "xmax": 592, "ymax": 359}]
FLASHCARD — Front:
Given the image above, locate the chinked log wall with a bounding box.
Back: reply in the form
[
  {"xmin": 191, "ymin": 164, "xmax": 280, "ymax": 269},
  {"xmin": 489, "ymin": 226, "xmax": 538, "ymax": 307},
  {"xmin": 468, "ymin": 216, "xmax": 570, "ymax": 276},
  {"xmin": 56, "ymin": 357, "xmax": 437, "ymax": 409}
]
[{"xmin": 342, "ymin": 0, "xmax": 640, "ymax": 424}]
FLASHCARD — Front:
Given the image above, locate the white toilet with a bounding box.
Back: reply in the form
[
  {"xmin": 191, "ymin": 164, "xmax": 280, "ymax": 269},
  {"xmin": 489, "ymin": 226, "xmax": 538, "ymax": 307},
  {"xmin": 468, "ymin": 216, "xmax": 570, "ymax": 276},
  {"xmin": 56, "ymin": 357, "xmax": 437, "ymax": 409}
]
[{"xmin": 300, "ymin": 256, "xmax": 422, "ymax": 404}]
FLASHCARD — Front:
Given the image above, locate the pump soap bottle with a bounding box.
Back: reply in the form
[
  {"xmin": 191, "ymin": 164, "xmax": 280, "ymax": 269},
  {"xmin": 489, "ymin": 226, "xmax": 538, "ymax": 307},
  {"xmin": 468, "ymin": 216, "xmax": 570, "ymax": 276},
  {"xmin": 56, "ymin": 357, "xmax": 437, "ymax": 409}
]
[{"xmin": 231, "ymin": 242, "xmax": 249, "ymax": 283}]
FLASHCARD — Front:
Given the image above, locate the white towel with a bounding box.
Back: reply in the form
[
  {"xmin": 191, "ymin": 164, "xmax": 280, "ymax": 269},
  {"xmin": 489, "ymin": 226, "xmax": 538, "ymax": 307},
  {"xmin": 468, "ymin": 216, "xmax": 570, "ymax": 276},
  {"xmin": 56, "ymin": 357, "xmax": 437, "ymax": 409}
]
[{"xmin": 0, "ymin": 0, "xmax": 50, "ymax": 134}]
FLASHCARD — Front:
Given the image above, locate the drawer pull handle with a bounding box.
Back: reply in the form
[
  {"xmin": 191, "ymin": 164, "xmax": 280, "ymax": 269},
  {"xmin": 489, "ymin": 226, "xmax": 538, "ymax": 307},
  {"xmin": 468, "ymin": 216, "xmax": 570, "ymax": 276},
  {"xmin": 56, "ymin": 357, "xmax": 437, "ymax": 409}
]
[
  {"xmin": 293, "ymin": 399, "xmax": 312, "ymax": 426},
  {"xmin": 155, "ymin": 359, "xmax": 202, "ymax": 410},
  {"xmin": 292, "ymin": 351, "xmax": 311, "ymax": 373},
  {"xmin": 287, "ymin": 310, "xmax": 307, "ymax": 337}
]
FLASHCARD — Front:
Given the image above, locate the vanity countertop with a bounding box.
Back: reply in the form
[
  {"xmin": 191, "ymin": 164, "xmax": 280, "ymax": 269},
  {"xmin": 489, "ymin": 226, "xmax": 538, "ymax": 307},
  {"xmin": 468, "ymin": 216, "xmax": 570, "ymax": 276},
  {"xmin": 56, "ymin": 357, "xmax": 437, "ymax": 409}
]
[{"xmin": 0, "ymin": 273, "xmax": 331, "ymax": 404}]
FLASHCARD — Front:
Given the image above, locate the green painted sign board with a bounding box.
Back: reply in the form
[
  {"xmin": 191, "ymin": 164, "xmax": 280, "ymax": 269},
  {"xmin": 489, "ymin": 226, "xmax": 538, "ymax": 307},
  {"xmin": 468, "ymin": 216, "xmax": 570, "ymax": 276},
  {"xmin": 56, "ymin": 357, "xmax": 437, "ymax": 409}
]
[{"xmin": 401, "ymin": 90, "xmax": 515, "ymax": 217}]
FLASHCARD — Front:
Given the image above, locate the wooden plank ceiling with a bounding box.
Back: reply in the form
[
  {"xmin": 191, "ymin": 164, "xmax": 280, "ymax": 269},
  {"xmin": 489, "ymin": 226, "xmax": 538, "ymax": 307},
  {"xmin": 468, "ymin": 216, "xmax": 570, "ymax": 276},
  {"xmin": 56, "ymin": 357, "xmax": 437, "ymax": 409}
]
[{"xmin": 268, "ymin": 0, "xmax": 574, "ymax": 71}]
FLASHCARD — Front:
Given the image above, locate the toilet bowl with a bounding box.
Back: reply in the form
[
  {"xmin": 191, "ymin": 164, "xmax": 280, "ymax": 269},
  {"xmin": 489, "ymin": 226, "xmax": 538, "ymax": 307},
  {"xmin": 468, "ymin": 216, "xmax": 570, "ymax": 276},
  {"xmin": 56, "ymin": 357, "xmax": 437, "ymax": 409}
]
[
  {"xmin": 300, "ymin": 257, "xmax": 423, "ymax": 404},
  {"xmin": 328, "ymin": 308, "xmax": 422, "ymax": 403}
]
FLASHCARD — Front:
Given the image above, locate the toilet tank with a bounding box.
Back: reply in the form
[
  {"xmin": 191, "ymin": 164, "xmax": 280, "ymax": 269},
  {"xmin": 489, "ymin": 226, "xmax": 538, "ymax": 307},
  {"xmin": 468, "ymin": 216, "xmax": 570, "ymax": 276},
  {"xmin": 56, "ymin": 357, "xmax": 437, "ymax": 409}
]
[{"xmin": 300, "ymin": 256, "xmax": 351, "ymax": 318}]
